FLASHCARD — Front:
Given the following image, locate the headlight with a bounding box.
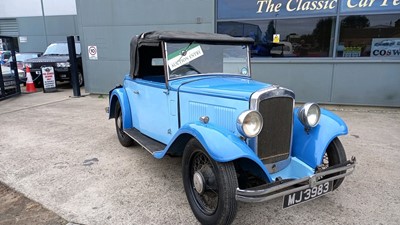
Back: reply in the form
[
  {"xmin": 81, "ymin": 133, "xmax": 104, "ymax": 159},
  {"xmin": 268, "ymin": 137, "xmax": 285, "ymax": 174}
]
[
  {"xmin": 297, "ymin": 103, "xmax": 321, "ymax": 129},
  {"xmin": 56, "ymin": 62, "xmax": 70, "ymax": 67},
  {"xmin": 237, "ymin": 110, "xmax": 263, "ymax": 138}
]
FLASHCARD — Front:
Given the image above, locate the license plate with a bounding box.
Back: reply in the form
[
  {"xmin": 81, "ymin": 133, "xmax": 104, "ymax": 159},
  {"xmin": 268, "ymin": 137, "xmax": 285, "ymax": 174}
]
[
  {"xmin": 4, "ymin": 81, "xmax": 15, "ymax": 86},
  {"xmin": 283, "ymin": 181, "xmax": 333, "ymax": 208}
]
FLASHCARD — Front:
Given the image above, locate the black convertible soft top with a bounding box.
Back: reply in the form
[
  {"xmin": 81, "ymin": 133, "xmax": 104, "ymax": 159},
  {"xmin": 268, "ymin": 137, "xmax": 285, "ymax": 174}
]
[{"xmin": 130, "ymin": 31, "xmax": 254, "ymax": 76}]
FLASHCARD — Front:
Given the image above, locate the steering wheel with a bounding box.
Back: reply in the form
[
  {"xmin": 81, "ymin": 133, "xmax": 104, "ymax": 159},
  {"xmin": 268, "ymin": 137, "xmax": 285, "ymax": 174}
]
[{"xmin": 170, "ymin": 65, "xmax": 200, "ymax": 77}]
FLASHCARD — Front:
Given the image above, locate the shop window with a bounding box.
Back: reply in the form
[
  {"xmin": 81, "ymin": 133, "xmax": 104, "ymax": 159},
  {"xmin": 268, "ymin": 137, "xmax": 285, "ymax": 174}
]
[
  {"xmin": 337, "ymin": 14, "xmax": 400, "ymax": 58},
  {"xmin": 217, "ymin": 17, "xmax": 335, "ymax": 58}
]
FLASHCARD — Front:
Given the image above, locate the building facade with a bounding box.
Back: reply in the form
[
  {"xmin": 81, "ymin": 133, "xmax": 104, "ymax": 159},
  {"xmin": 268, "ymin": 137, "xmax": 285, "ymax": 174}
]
[
  {"xmin": 2, "ymin": 0, "xmax": 399, "ymax": 106},
  {"xmin": 0, "ymin": 0, "xmax": 78, "ymax": 52}
]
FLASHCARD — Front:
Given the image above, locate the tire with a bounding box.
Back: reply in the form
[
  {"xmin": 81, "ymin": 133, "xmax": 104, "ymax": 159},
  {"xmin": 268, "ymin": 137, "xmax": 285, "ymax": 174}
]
[
  {"xmin": 182, "ymin": 138, "xmax": 238, "ymax": 225},
  {"xmin": 115, "ymin": 101, "xmax": 134, "ymax": 147},
  {"xmin": 322, "ymin": 137, "xmax": 347, "ymax": 190},
  {"xmin": 78, "ymin": 71, "xmax": 84, "ymax": 87}
]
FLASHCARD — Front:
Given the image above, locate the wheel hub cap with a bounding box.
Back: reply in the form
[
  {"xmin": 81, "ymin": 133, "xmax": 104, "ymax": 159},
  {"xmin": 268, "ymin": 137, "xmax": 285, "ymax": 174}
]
[{"xmin": 193, "ymin": 171, "xmax": 205, "ymax": 194}]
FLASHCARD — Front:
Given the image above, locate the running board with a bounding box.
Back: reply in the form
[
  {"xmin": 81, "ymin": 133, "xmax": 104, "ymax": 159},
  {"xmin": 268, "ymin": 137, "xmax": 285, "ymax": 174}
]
[{"xmin": 124, "ymin": 128, "xmax": 167, "ymax": 154}]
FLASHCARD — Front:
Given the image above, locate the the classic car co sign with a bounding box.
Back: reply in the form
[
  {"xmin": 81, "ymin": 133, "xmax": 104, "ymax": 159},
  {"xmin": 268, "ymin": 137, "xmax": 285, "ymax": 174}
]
[{"xmin": 41, "ymin": 66, "xmax": 57, "ymax": 92}]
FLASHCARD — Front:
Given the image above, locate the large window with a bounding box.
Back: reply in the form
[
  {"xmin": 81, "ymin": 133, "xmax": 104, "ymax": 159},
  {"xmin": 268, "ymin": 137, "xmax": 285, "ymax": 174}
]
[
  {"xmin": 337, "ymin": 14, "xmax": 400, "ymax": 58},
  {"xmin": 218, "ymin": 17, "xmax": 336, "ymax": 58},
  {"xmin": 216, "ymin": 0, "xmax": 400, "ymax": 59}
]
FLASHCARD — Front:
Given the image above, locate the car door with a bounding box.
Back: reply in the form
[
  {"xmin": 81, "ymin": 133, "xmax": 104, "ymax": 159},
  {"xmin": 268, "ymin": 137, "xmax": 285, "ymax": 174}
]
[{"xmin": 125, "ymin": 78, "xmax": 174, "ymax": 145}]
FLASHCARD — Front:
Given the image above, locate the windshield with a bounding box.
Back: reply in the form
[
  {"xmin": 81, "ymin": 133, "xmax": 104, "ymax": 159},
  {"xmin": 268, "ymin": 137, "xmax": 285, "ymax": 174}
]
[
  {"xmin": 44, "ymin": 43, "xmax": 81, "ymax": 56},
  {"xmin": 8, "ymin": 53, "xmax": 39, "ymax": 62},
  {"xmin": 166, "ymin": 42, "xmax": 250, "ymax": 79}
]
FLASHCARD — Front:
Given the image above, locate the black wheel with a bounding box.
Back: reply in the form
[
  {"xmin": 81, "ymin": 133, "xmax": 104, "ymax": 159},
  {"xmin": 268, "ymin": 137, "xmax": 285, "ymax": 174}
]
[
  {"xmin": 115, "ymin": 101, "xmax": 135, "ymax": 147},
  {"xmin": 182, "ymin": 138, "xmax": 238, "ymax": 225},
  {"xmin": 78, "ymin": 71, "xmax": 84, "ymax": 87},
  {"xmin": 321, "ymin": 137, "xmax": 347, "ymax": 190}
]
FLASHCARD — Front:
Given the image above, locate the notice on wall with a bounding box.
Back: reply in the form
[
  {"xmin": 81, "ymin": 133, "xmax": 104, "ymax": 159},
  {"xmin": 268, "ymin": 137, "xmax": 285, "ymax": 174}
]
[
  {"xmin": 370, "ymin": 38, "xmax": 400, "ymax": 58},
  {"xmin": 19, "ymin": 36, "xmax": 28, "ymax": 43},
  {"xmin": 273, "ymin": 34, "xmax": 280, "ymax": 43},
  {"xmin": 88, "ymin": 45, "xmax": 98, "ymax": 60},
  {"xmin": 41, "ymin": 66, "xmax": 57, "ymax": 93}
]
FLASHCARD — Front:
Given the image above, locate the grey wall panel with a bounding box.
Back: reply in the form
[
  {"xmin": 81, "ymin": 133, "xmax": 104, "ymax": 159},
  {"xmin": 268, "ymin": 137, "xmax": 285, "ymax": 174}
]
[
  {"xmin": 18, "ymin": 36, "xmax": 48, "ymax": 52},
  {"xmin": 44, "ymin": 16, "xmax": 77, "ymax": 36},
  {"xmin": 46, "ymin": 35, "xmax": 73, "ymax": 44},
  {"xmin": 251, "ymin": 62, "xmax": 333, "ymax": 103},
  {"xmin": 84, "ymin": 60, "xmax": 130, "ymax": 94},
  {"xmin": 17, "ymin": 17, "xmax": 45, "ymax": 36},
  {"xmin": 17, "ymin": 16, "xmax": 78, "ymax": 52},
  {"xmin": 332, "ymin": 63, "xmax": 400, "ymax": 106},
  {"xmin": 75, "ymin": 0, "xmax": 114, "ymax": 26},
  {"xmin": 77, "ymin": 0, "xmax": 213, "ymax": 27},
  {"xmin": 110, "ymin": 0, "xmax": 214, "ymax": 26}
]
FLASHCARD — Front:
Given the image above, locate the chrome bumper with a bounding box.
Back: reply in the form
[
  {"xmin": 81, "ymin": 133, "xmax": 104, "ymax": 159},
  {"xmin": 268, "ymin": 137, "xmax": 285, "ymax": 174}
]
[{"xmin": 236, "ymin": 156, "xmax": 356, "ymax": 203}]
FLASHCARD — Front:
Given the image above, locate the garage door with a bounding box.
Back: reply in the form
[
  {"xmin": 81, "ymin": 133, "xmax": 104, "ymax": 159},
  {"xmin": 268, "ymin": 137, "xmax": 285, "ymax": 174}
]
[{"xmin": 0, "ymin": 19, "xmax": 18, "ymax": 36}]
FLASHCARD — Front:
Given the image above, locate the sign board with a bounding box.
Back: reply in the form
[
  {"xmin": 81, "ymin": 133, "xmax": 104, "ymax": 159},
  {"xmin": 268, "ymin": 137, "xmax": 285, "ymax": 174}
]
[
  {"xmin": 370, "ymin": 38, "xmax": 400, "ymax": 58},
  {"xmin": 217, "ymin": 0, "xmax": 400, "ymax": 20},
  {"xmin": 41, "ymin": 66, "xmax": 57, "ymax": 92},
  {"xmin": 167, "ymin": 44, "xmax": 204, "ymax": 71},
  {"xmin": 88, "ymin": 45, "xmax": 98, "ymax": 60},
  {"xmin": 19, "ymin": 36, "xmax": 28, "ymax": 43}
]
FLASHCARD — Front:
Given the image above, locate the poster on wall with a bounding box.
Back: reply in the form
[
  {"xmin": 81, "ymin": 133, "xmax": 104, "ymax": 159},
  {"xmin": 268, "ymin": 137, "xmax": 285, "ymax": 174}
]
[{"xmin": 370, "ymin": 38, "xmax": 400, "ymax": 58}]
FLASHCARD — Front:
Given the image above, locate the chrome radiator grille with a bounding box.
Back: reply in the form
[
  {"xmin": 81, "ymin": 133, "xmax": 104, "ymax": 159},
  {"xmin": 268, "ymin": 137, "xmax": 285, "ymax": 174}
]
[{"xmin": 250, "ymin": 87, "xmax": 295, "ymax": 165}]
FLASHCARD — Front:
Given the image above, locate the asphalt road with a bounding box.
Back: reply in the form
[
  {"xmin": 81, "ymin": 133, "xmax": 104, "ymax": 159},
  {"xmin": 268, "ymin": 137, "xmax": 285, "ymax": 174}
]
[{"xmin": 0, "ymin": 89, "xmax": 399, "ymax": 225}]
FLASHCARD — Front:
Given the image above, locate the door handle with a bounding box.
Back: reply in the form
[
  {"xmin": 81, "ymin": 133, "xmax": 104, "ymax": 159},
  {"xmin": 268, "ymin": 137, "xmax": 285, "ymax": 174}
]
[{"xmin": 133, "ymin": 90, "xmax": 139, "ymax": 94}]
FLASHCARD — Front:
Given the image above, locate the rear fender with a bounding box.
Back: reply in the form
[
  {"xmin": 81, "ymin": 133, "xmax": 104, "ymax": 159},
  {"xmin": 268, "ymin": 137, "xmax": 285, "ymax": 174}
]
[
  {"xmin": 109, "ymin": 87, "xmax": 132, "ymax": 129},
  {"xmin": 292, "ymin": 108, "xmax": 348, "ymax": 169},
  {"xmin": 154, "ymin": 122, "xmax": 273, "ymax": 181}
]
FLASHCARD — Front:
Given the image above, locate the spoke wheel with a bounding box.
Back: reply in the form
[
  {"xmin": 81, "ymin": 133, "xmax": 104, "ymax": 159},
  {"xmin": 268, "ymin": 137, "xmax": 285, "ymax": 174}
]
[
  {"xmin": 182, "ymin": 138, "xmax": 238, "ymax": 225},
  {"xmin": 322, "ymin": 137, "xmax": 347, "ymax": 190},
  {"xmin": 115, "ymin": 101, "xmax": 134, "ymax": 147}
]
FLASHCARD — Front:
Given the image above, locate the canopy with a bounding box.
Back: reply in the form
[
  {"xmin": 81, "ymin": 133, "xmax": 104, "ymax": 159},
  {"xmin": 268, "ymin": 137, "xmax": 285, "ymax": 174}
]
[{"xmin": 130, "ymin": 31, "xmax": 254, "ymax": 76}]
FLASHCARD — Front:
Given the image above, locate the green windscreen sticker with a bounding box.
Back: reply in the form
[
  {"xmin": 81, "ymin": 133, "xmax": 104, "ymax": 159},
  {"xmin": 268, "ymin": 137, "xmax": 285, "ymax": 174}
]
[{"xmin": 168, "ymin": 44, "xmax": 203, "ymax": 71}]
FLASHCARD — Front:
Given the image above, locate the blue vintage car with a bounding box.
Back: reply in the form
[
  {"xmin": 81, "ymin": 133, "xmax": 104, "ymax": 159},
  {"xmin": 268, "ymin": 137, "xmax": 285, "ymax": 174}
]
[{"xmin": 108, "ymin": 31, "xmax": 356, "ymax": 225}]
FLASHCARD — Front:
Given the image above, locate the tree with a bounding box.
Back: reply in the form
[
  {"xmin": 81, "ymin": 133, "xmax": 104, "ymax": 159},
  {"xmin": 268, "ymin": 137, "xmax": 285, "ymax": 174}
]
[
  {"xmin": 312, "ymin": 18, "xmax": 333, "ymax": 51},
  {"xmin": 341, "ymin": 16, "xmax": 370, "ymax": 28},
  {"xmin": 263, "ymin": 20, "xmax": 276, "ymax": 43},
  {"xmin": 395, "ymin": 19, "xmax": 400, "ymax": 28}
]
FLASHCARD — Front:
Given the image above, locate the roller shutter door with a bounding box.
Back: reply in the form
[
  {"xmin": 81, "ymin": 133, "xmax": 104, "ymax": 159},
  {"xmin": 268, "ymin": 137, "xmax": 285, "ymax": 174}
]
[{"xmin": 0, "ymin": 19, "xmax": 18, "ymax": 36}]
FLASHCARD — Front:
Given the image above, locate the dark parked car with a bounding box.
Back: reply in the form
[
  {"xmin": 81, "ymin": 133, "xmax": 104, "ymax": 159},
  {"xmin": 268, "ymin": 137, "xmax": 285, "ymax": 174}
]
[
  {"xmin": 1, "ymin": 65, "xmax": 18, "ymax": 97},
  {"xmin": 24, "ymin": 42, "xmax": 84, "ymax": 87},
  {"xmin": 108, "ymin": 31, "xmax": 356, "ymax": 225}
]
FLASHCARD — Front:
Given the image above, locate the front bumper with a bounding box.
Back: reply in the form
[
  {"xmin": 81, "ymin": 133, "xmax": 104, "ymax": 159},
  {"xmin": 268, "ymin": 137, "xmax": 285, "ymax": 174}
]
[
  {"xmin": 28, "ymin": 68, "xmax": 71, "ymax": 81},
  {"xmin": 236, "ymin": 156, "xmax": 356, "ymax": 203}
]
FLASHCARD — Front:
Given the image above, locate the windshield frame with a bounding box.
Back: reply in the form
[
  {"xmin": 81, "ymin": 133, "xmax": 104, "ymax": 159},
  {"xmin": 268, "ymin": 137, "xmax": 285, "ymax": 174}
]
[{"xmin": 164, "ymin": 42, "xmax": 251, "ymax": 81}]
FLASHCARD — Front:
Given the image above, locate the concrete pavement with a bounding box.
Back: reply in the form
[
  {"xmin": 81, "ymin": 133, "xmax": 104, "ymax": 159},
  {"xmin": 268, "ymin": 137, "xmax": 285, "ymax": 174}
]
[{"xmin": 0, "ymin": 88, "xmax": 399, "ymax": 225}]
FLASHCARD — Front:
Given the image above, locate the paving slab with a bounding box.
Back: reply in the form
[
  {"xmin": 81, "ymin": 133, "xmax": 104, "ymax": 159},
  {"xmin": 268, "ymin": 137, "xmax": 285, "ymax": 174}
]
[{"xmin": 0, "ymin": 88, "xmax": 399, "ymax": 225}]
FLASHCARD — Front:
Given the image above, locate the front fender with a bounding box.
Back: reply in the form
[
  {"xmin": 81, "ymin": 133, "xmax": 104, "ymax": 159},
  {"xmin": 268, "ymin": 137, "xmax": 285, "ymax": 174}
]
[
  {"xmin": 154, "ymin": 122, "xmax": 273, "ymax": 181},
  {"xmin": 292, "ymin": 108, "xmax": 348, "ymax": 169},
  {"xmin": 109, "ymin": 87, "xmax": 132, "ymax": 129}
]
